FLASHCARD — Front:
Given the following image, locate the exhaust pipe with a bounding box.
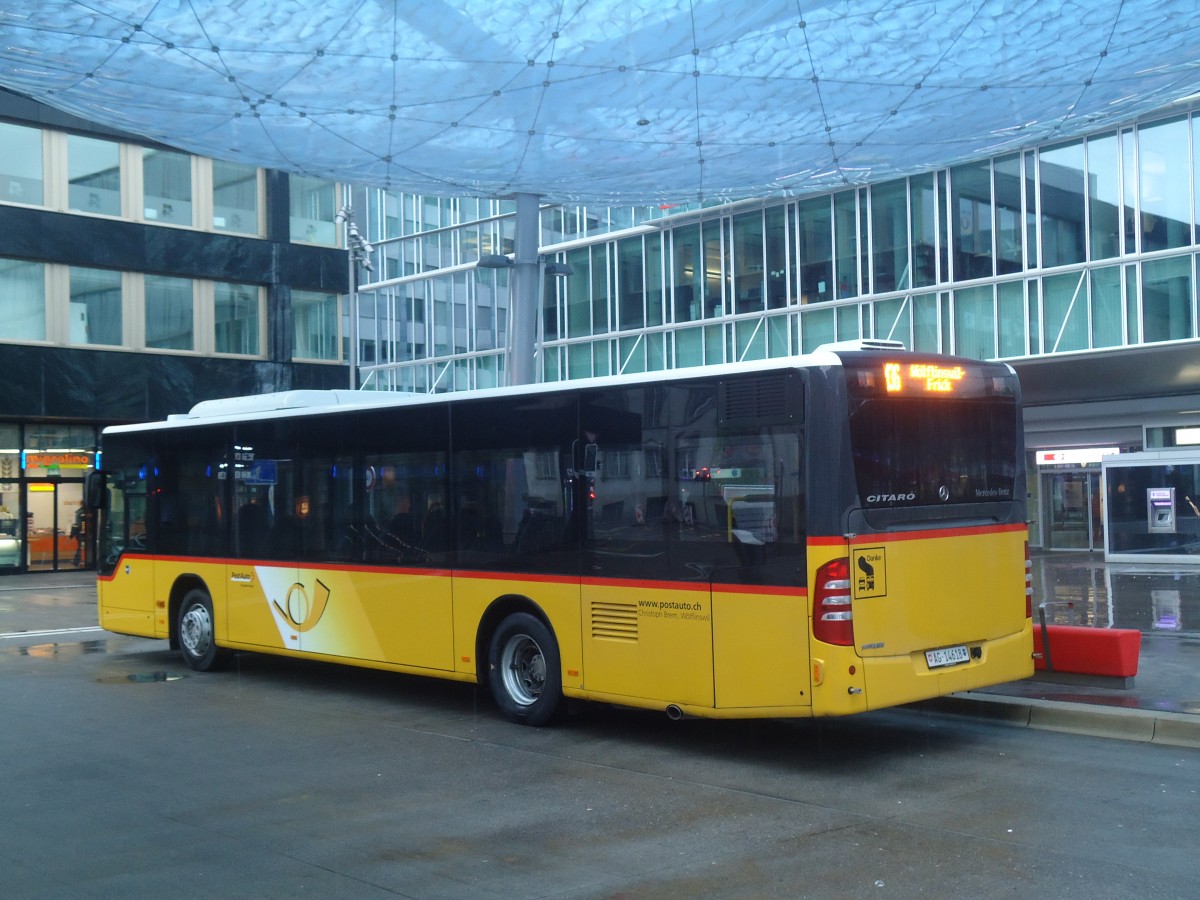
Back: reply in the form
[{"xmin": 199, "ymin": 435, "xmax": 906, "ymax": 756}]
[{"xmin": 665, "ymin": 704, "xmax": 684, "ymax": 721}]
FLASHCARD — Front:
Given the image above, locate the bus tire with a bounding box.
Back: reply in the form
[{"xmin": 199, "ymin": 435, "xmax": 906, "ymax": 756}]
[
  {"xmin": 487, "ymin": 612, "xmax": 564, "ymax": 726},
  {"xmin": 177, "ymin": 588, "xmax": 229, "ymax": 672}
]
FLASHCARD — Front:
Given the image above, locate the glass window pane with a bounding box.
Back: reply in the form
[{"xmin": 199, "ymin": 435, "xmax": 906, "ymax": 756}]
[
  {"xmin": 567, "ymin": 342, "xmax": 591, "ymax": 379},
  {"xmin": 1138, "ymin": 117, "xmax": 1191, "ymax": 252},
  {"xmin": 704, "ymin": 323, "xmax": 725, "ymax": 363},
  {"xmin": 0, "ymin": 258, "xmax": 45, "ymax": 340},
  {"xmin": 593, "ymin": 340, "xmax": 611, "ymax": 376},
  {"xmin": 1125, "ymin": 263, "xmax": 1139, "ymax": 344},
  {"xmin": 70, "ymin": 267, "xmax": 122, "ymax": 346},
  {"xmin": 735, "ymin": 318, "xmax": 766, "ymax": 362},
  {"xmin": 1040, "ymin": 141, "xmax": 1086, "ymax": 267},
  {"xmin": 873, "ymin": 297, "xmax": 911, "ymax": 346},
  {"xmin": 836, "ymin": 304, "xmax": 859, "ymax": 341},
  {"xmin": 145, "ymin": 274, "xmax": 193, "ymax": 350},
  {"xmin": 797, "ymin": 196, "xmax": 833, "ymax": 303},
  {"xmin": 0, "ymin": 122, "xmax": 43, "ymax": 205},
  {"xmin": 767, "ymin": 314, "xmax": 790, "ymax": 356},
  {"xmin": 1042, "ymin": 271, "xmax": 1088, "ymax": 352},
  {"xmin": 1087, "ymin": 134, "xmax": 1120, "ymax": 261},
  {"xmin": 911, "ymin": 173, "xmax": 937, "ymax": 287},
  {"xmin": 733, "ymin": 210, "xmax": 765, "ymax": 313},
  {"xmin": 646, "ymin": 332, "xmax": 666, "ymax": 371},
  {"xmin": 834, "ymin": 192, "xmax": 858, "ymax": 297},
  {"xmin": 68, "ymin": 135, "xmax": 120, "ymax": 216},
  {"xmin": 913, "ymin": 292, "xmax": 939, "ymax": 352},
  {"xmin": 289, "ymin": 175, "xmax": 338, "ymax": 244},
  {"xmin": 292, "ymin": 289, "xmax": 339, "ymax": 360},
  {"xmin": 645, "ymin": 232, "xmax": 665, "ymax": 327},
  {"xmin": 673, "ymin": 224, "xmax": 703, "ymax": 322},
  {"xmin": 1089, "ymin": 266, "xmax": 1123, "ymax": 349},
  {"xmin": 432, "ymin": 276, "xmax": 451, "ymax": 356},
  {"xmin": 953, "ymin": 284, "xmax": 995, "ymax": 359},
  {"xmin": 1194, "ymin": 118, "xmax": 1200, "ymax": 246},
  {"xmin": 997, "ymin": 281, "xmax": 1025, "ymax": 357},
  {"xmin": 1122, "ymin": 130, "xmax": 1137, "ymax": 254},
  {"xmin": 675, "ymin": 325, "xmax": 703, "ymax": 367},
  {"xmin": 616, "ymin": 235, "xmax": 644, "ymax": 330},
  {"xmin": 143, "ymin": 148, "xmax": 192, "ymax": 225},
  {"xmin": 800, "ymin": 307, "xmax": 834, "ymax": 353},
  {"xmin": 952, "ymin": 161, "xmax": 994, "ymax": 279},
  {"xmin": 1142, "ymin": 255, "xmax": 1193, "ymax": 343},
  {"xmin": 214, "ymin": 282, "xmax": 261, "ymax": 355},
  {"xmin": 213, "ymin": 160, "xmax": 258, "ymax": 234},
  {"xmin": 565, "ymin": 246, "xmax": 590, "ymax": 337},
  {"xmin": 703, "ymin": 221, "xmax": 724, "ymax": 317},
  {"xmin": 618, "ymin": 335, "xmax": 645, "ymax": 374},
  {"xmin": 993, "ymin": 155, "xmax": 1024, "ymax": 274},
  {"xmin": 765, "ymin": 206, "xmax": 787, "ymax": 308},
  {"xmin": 871, "ymin": 179, "xmax": 908, "ymax": 292}
]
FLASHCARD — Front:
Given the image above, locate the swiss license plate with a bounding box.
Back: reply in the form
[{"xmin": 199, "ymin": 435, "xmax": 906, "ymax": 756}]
[{"xmin": 925, "ymin": 645, "xmax": 971, "ymax": 668}]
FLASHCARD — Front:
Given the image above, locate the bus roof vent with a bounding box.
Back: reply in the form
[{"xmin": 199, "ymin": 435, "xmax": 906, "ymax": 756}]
[
  {"xmin": 815, "ymin": 339, "xmax": 907, "ymax": 353},
  {"xmin": 718, "ymin": 372, "xmax": 802, "ymax": 426}
]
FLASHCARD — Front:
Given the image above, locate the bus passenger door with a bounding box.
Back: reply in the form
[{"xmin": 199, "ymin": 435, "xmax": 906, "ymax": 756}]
[{"xmin": 578, "ymin": 432, "xmax": 716, "ymax": 710}]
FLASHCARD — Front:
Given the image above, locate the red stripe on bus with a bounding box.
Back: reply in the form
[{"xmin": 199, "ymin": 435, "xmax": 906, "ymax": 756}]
[{"xmin": 98, "ymin": 553, "xmax": 806, "ymax": 595}]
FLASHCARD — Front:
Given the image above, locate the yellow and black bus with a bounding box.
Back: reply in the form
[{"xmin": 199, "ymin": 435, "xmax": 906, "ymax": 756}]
[{"xmin": 92, "ymin": 341, "xmax": 1033, "ymax": 725}]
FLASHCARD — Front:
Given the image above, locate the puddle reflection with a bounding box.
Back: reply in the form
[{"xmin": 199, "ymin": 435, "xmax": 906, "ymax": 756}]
[
  {"xmin": 16, "ymin": 639, "xmax": 109, "ymax": 658},
  {"xmin": 1032, "ymin": 554, "xmax": 1200, "ymax": 633}
]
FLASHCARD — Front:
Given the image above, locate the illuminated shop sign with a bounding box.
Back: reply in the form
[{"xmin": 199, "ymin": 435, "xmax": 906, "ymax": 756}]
[
  {"xmin": 1035, "ymin": 448, "xmax": 1119, "ymax": 466},
  {"xmin": 24, "ymin": 452, "xmax": 93, "ymax": 471}
]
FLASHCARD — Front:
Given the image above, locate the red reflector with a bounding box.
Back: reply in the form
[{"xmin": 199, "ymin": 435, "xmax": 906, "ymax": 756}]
[{"xmin": 813, "ymin": 557, "xmax": 854, "ymax": 646}]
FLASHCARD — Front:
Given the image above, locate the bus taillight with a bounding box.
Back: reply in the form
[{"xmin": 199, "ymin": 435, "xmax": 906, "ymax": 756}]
[
  {"xmin": 813, "ymin": 557, "xmax": 854, "ymax": 646},
  {"xmin": 1024, "ymin": 541, "xmax": 1033, "ymax": 619}
]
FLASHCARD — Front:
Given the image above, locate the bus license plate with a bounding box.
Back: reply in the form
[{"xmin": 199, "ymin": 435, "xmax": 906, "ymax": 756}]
[{"xmin": 925, "ymin": 645, "xmax": 971, "ymax": 668}]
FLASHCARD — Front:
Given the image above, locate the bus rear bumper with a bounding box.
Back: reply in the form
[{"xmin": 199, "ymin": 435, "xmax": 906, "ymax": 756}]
[{"xmin": 863, "ymin": 621, "xmax": 1036, "ymax": 711}]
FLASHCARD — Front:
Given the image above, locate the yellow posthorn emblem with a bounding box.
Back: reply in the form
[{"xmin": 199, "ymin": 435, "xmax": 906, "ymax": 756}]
[{"xmin": 273, "ymin": 579, "xmax": 331, "ymax": 632}]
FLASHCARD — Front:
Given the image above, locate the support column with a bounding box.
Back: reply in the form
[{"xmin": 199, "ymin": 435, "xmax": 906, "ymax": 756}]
[{"xmin": 508, "ymin": 192, "xmax": 541, "ymax": 387}]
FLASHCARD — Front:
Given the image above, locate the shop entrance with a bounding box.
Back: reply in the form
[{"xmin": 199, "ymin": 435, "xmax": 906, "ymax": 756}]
[
  {"xmin": 25, "ymin": 480, "xmax": 88, "ymax": 571},
  {"xmin": 1043, "ymin": 469, "xmax": 1103, "ymax": 551}
]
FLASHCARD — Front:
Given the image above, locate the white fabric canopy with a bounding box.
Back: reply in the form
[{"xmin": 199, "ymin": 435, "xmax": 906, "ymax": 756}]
[{"xmin": 2, "ymin": 1, "xmax": 1198, "ymax": 203}]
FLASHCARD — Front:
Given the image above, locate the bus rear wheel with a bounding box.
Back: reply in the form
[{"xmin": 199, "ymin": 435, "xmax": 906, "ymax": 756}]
[
  {"xmin": 177, "ymin": 588, "xmax": 229, "ymax": 672},
  {"xmin": 487, "ymin": 612, "xmax": 563, "ymax": 726}
]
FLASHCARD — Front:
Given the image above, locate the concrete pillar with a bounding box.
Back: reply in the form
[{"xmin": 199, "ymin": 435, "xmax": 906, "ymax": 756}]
[{"xmin": 508, "ymin": 192, "xmax": 541, "ymax": 387}]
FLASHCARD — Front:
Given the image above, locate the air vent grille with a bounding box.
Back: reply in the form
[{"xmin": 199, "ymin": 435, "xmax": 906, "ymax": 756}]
[
  {"xmin": 591, "ymin": 601, "xmax": 638, "ymax": 642},
  {"xmin": 718, "ymin": 373, "xmax": 801, "ymax": 425}
]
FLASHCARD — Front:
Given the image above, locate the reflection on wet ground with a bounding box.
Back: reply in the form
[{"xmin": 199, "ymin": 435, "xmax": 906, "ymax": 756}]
[
  {"xmin": 12, "ymin": 639, "xmax": 109, "ymax": 659},
  {"xmin": 0, "ymin": 565, "xmax": 1197, "ymax": 718},
  {"xmin": 978, "ymin": 552, "xmax": 1200, "ymax": 714},
  {"xmin": 1034, "ymin": 551, "xmax": 1200, "ymax": 634}
]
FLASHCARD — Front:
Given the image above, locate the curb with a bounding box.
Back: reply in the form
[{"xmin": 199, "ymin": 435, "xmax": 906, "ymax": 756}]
[{"xmin": 913, "ymin": 692, "xmax": 1200, "ymax": 749}]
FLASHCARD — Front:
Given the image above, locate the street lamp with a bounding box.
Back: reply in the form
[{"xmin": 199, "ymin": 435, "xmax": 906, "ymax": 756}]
[{"xmin": 336, "ymin": 204, "xmax": 374, "ymax": 389}]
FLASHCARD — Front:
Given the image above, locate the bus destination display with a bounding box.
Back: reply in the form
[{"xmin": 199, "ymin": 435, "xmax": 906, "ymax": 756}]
[{"xmin": 884, "ymin": 361, "xmax": 964, "ymax": 394}]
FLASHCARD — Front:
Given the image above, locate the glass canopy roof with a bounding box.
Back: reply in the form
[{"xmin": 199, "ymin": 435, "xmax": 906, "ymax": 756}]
[{"xmin": 2, "ymin": 1, "xmax": 1198, "ymax": 204}]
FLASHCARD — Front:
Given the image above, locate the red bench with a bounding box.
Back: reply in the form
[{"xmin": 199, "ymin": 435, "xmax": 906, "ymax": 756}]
[{"xmin": 1033, "ymin": 624, "xmax": 1141, "ymax": 678}]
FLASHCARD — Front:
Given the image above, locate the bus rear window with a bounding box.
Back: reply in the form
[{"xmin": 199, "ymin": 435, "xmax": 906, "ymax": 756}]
[{"xmin": 847, "ymin": 395, "xmax": 1018, "ymax": 508}]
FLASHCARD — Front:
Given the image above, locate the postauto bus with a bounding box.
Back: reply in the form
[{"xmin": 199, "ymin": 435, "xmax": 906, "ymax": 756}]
[{"xmin": 90, "ymin": 341, "xmax": 1033, "ymax": 725}]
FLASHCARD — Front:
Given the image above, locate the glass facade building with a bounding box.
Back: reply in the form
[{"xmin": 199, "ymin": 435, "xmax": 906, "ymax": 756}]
[
  {"xmin": 350, "ymin": 110, "xmax": 1200, "ymax": 392},
  {"xmin": 343, "ymin": 105, "xmax": 1200, "ymax": 554}
]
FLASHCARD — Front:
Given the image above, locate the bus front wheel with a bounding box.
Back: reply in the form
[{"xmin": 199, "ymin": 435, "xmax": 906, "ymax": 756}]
[
  {"xmin": 177, "ymin": 588, "xmax": 229, "ymax": 672},
  {"xmin": 487, "ymin": 612, "xmax": 564, "ymax": 726}
]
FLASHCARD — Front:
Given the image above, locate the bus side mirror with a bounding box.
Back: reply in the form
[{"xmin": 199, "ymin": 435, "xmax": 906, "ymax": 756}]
[{"xmin": 85, "ymin": 470, "xmax": 108, "ymax": 511}]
